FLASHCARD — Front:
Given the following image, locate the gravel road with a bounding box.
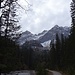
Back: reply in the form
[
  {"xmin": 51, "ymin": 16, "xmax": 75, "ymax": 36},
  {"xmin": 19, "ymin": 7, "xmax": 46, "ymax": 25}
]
[
  {"xmin": 51, "ymin": 70, "xmax": 62, "ymax": 75},
  {"xmin": 47, "ymin": 69, "xmax": 62, "ymax": 75}
]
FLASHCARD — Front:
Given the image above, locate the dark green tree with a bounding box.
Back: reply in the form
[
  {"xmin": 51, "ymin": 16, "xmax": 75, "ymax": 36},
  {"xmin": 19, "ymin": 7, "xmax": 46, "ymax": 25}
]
[
  {"xmin": 70, "ymin": 0, "xmax": 75, "ymax": 45},
  {"xmin": 0, "ymin": 37, "xmax": 22, "ymax": 74},
  {"xmin": 1, "ymin": 0, "xmax": 21, "ymax": 39},
  {"xmin": 0, "ymin": 0, "xmax": 22, "ymax": 74},
  {"xmin": 68, "ymin": 0, "xmax": 75, "ymax": 68},
  {"xmin": 49, "ymin": 40, "xmax": 56, "ymax": 69},
  {"xmin": 21, "ymin": 44, "xmax": 34, "ymax": 69},
  {"xmin": 0, "ymin": 0, "xmax": 6, "ymax": 36},
  {"xmin": 36, "ymin": 62, "xmax": 48, "ymax": 75},
  {"xmin": 68, "ymin": 0, "xmax": 75, "ymax": 67},
  {"xmin": 55, "ymin": 33, "xmax": 61, "ymax": 69},
  {"xmin": 60, "ymin": 34, "xmax": 64, "ymax": 68}
]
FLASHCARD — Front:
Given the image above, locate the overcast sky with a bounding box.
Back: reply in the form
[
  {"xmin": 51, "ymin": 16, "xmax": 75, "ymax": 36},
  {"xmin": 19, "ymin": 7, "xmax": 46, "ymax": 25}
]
[{"xmin": 18, "ymin": 0, "xmax": 71, "ymax": 34}]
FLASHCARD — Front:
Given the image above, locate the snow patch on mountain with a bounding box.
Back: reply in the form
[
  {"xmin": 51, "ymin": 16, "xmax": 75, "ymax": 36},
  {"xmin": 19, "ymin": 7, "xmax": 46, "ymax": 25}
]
[
  {"xmin": 41, "ymin": 40, "xmax": 51, "ymax": 47},
  {"xmin": 17, "ymin": 25, "xmax": 70, "ymax": 46}
]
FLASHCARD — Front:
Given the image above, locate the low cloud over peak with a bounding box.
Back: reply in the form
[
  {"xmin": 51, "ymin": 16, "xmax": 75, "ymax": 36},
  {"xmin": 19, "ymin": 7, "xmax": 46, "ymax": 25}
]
[{"xmin": 18, "ymin": 0, "xmax": 71, "ymax": 34}]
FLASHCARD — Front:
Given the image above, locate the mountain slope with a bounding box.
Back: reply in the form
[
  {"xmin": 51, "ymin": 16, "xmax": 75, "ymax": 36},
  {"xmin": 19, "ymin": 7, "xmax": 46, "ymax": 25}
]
[
  {"xmin": 18, "ymin": 30, "xmax": 48, "ymax": 45},
  {"xmin": 18, "ymin": 31, "xmax": 36, "ymax": 45},
  {"xmin": 18, "ymin": 25, "xmax": 70, "ymax": 46},
  {"xmin": 38, "ymin": 25, "xmax": 70, "ymax": 43}
]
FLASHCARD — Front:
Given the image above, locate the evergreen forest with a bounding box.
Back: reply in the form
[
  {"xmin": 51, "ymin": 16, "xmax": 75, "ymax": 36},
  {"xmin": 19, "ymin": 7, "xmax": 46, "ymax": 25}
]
[{"xmin": 0, "ymin": 0, "xmax": 75, "ymax": 75}]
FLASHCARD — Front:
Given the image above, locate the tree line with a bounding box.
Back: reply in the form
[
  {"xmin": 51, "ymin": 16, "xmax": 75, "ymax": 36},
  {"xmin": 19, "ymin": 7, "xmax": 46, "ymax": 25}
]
[
  {"xmin": 0, "ymin": 0, "xmax": 75, "ymax": 75},
  {"xmin": 0, "ymin": 0, "xmax": 23, "ymax": 74},
  {"xmin": 46, "ymin": 0, "xmax": 75, "ymax": 74},
  {"xmin": 21, "ymin": 0, "xmax": 75, "ymax": 75}
]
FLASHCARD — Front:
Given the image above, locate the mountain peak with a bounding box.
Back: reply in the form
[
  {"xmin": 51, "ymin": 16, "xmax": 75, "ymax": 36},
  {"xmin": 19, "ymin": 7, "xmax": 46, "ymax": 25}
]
[
  {"xmin": 22, "ymin": 30, "xmax": 32, "ymax": 35},
  {"xmin": 38, "ymin": 30, "xmax": 47, "ymax": 36},
  {"xmin": 18, "ymin": 25, "xmax": 70, "ymax": 45},
  {"xmin": 53, "ymin": 25, "xmax": 59, "ymax": 28}
]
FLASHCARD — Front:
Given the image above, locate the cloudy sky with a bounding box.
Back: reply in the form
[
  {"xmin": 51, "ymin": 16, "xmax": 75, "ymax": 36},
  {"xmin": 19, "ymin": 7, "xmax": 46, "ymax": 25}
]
[{"xmin": 18, "ymin": 0, "xmax": 71, "ymax": 34}]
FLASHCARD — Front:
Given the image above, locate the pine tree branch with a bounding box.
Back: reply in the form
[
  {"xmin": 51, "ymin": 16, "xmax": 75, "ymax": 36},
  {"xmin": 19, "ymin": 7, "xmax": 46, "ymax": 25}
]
[
  {"xmin": 16, "ymin": 2, "xmax": 25, "ymax": 10},
  {"xmin": 24, "ymin": 0, "xmax": 31, "ymax": 6},
  {"xmin": 16, "ymin": 1, "xmax": 32, "ymax": 14}
]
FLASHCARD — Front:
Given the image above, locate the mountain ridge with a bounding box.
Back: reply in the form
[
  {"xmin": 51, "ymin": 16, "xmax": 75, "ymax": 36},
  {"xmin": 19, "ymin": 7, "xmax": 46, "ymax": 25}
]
[{"xmin": 18, "ymin": 25, "xmax": 70, "ymax": 46}]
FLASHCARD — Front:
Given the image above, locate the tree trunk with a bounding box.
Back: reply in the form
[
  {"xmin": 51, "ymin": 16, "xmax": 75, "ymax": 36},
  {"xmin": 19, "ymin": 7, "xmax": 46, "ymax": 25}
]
[{"xmin": 0, "ymin": 1, "xmax": 1, "ymax": 37}]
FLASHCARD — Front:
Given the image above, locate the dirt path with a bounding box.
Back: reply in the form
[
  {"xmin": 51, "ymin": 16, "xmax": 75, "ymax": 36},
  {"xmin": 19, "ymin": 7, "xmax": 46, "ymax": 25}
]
[
  {"xmin": 8, "ymin": 70, "xmax": 36, "ymax": 75},
  {"xmin": 47, "ymin": 70, "xmax": 62, "ymax": 75}
]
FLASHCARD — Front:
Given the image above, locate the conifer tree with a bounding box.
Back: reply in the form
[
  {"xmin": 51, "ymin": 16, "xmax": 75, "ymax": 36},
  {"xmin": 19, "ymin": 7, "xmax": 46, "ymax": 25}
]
[
  {"xmin": 1, "ymin": 0, "xmax": 21, "ymax": 39},
  {"xmin": 49, "ymin": 40, "xmax": 56, "ymax": 69},
  {"xmin": 0, "ymin": 0, "xmax": 5, "ymax": 36},
  {"xmin": 0, "ymin": 0, "xmax": 21, "ymax": 74},
  {"xmin": 60, "ymin": 34, "xmax": 65, "ymax": 69},
  {"xmin": 69, "ymin": 0, "xmax": 75, "ymax": 67},
  {"xmin": 70, "ymin": 0, "xmax": 75, "ymax": 44},
  {"xmin": 70, "ymin": 0, "xmax": 75, "ymax": 40},
  {"xmin": 0, "ymin": 0, "xmax": 10, "ymax": 37},
  {"xmin": 55, "ymin": 33, "xmax": 61, "ymax": 68}
]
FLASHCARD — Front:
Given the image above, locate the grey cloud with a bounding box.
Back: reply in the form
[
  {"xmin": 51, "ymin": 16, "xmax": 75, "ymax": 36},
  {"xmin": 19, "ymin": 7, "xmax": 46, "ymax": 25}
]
[{"xmin": 19, "ymin": 0, "xmax": 71, "ymax": 34}]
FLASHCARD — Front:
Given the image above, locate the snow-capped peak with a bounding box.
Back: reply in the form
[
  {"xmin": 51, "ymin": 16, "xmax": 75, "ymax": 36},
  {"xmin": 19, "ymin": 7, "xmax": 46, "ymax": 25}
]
[
  {"xmin": 17, "ymin": 25, "xmax": 70, "ymax": 46},
  {"xmin": 41, "ymin": 40, "xmax": 51, "ymax": 47},
  {"xmin": 18, "ymin": 30, "xmax": 48, "ymax": 45}
]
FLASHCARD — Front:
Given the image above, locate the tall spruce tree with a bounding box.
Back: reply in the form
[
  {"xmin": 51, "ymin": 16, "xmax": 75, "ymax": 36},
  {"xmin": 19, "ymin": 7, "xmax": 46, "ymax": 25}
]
[
  {"xmin": 0, "ymin": 0, "xmax": 5, "ymax": 36},
  {"xmin": 0, "ymin": 0, "xmax": 11, "ymax": 37},
  {"xmin": 55, "ymin": 33, "xmax": 61, "ymax": 69},
  {"xmin": 0, "ymin": 0, "xmax": 22, "ymax": 74},
  {"xmin": 1, "ymin": 0, "xmax": 21, "ymax": 39},
  {"xmin": 49, "ymin": 40, "xmax": 56, "ymax": 69},
  {"xmin": 69, "ymin": 0, "xmax": 75, "ymax": 67},
  {"xmin": 70, "ymin": 0, "xmax": 75, "ymax": 43},
  {"xmin": 60, "ymin": 34, "xmax": 66, "ymax": 69}
]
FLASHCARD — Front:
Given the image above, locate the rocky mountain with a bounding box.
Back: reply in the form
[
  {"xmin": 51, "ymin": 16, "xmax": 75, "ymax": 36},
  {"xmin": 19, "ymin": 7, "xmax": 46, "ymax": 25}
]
[
  {"xmin": 17, "ymin": 25, "xmax": 70, "ymax": 47},
  {"xmin": 38, "ymin": 25, "xmax": 70, "ymax": 43},
  {"xmin": 18, "ymin": 30, "xmax": 48, "ymax": 45},
  {"xmin": 18, "ymin": 31, "xmax": 35, "ymax": 45},
  {"xmin": 22, "ymin": 40, "xmax": 43, "ymax": 48}
]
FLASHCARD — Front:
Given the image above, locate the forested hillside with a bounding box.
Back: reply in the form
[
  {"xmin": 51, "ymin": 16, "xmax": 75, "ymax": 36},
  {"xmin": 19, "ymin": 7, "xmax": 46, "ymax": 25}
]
[{"xmin": 0, "ymin": 0, "xmax": 75, "ymax": 75}]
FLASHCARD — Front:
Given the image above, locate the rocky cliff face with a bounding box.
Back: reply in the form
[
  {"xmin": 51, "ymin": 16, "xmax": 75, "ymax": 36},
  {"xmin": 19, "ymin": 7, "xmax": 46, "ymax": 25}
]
[
  {"xmin": 38, "ymin": 25, "xmax": 70, "ymax": 43},
  {"xmin": 17, "ymin": 25, "xmax": 70, "ymax": 47}
]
